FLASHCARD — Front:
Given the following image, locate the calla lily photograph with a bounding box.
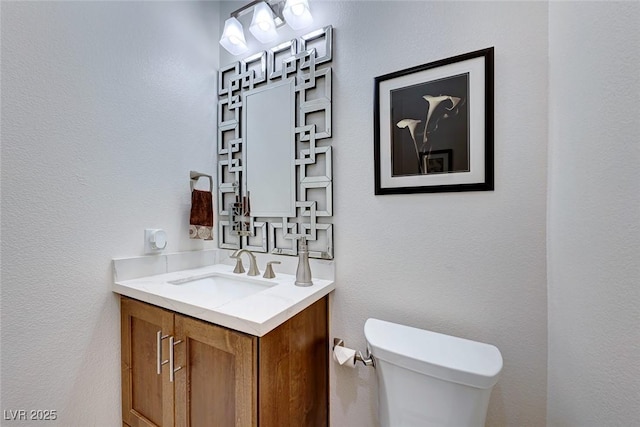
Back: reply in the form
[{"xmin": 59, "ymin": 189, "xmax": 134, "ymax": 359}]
[{"xmin": 374, "ymin": 48, "xmax": 494, "ymax": 194}]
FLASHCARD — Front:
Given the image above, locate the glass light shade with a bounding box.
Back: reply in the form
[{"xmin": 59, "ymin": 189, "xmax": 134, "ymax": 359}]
[
  {"xmin": 283, "ymin": 0, "xmax": 313, "ymax": 30},
  {"xmin": 249, "ymin": 2, "xmax": 278, "ymax": 44},
  {"xmin": 219, "ymin": 17, "xmax": 248, "ymax": 56}
]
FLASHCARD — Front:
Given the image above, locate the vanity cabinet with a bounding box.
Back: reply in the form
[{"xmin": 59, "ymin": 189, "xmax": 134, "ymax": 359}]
[{"xmin": 120, "ymin": 296, "xmax": 328, "ymax": 427}]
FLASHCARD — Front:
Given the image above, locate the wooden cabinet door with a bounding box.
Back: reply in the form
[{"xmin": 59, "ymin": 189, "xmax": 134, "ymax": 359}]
[
  {"xmin": 258, "ymin": 297, "xmax": 329, "ymax": 427},
  {"xmin": 121, "ymin": 297, "xmax": 175, "ymax": 427},
  {"xmin": 174, "ymin": 314, "xmax": 257, "ymax": 427}
]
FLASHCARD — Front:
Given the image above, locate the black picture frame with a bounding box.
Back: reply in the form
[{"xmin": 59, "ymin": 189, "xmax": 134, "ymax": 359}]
[{"xmin": 374, "ymin": 47, "xmax": 494, "ymax": 195}]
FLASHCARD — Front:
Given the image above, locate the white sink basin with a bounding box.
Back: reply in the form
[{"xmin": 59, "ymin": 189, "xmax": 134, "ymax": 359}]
[{"xmin": 169, "ymin": 273, "xmax": 275, "ymax": 305}]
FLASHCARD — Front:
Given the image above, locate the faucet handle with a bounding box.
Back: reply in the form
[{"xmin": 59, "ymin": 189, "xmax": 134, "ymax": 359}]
[
  {"xmin": 263, "ymin": 261, "xmax": 281, "ymax": 279},
  {"xmin": 232, "ymin": 256, "xmax": 245, "ymax": 274}
]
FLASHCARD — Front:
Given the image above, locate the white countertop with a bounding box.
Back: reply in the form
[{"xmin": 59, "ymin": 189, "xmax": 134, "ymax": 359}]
[{"xmin": 113, "ymin": 263, "xmax": 335, "ymax": 337}]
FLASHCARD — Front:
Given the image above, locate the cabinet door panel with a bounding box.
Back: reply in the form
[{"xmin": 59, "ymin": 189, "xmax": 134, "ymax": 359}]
[
  {"xmin": 174, "ymin": 315, "xmax": 257, "ymax": 427},
  {"xmin": 259, "ymin": 297, "xmax": 328, "ymax": 427},
  {"xmin": 131, "ymin": 316, "xmax": 163, "ymax": 425},
  {"xmin": 121, "ymin": 297, "xmax": 174, "ymax": 427}
]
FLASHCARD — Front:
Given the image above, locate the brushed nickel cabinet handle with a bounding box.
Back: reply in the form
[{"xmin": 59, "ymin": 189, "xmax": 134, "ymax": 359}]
[
  {"xmin": 169, "ymin": 337, "xmax": 183, "ymax": 382},
  {"xmin": 156, "ymin": 331, "xmax": 169, "ymax": 375}
]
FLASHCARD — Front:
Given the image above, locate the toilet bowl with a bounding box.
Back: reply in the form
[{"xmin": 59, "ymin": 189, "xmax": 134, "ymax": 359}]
[{"xmin": 364, "ymin": 318, "xmax": 503, "ymax": 427}]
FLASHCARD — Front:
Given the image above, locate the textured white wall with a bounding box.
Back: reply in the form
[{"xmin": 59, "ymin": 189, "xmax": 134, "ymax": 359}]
[
  {"xmin": 11, "ymin": 2, "xmax": 635, "ymax": 426},
  {"xmin": 328, "ymin": 3, "xmax": 549, "ymax": 426},
  {"xmin": 1, "ymin": 2, "xmax": 219, "ymax": 424},
  {"xmin": 547, "ymin": 2, "xmax": 640, "ymax": 426},
  {"xmin": 220, "ymin": 1, "xmax": 548, "ymax": 425}
]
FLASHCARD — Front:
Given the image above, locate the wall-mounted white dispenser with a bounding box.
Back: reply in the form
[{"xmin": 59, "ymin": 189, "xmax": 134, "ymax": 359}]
[{"xmin": 144, "ymin": 229, "xmax": 167, "ymax": 254}]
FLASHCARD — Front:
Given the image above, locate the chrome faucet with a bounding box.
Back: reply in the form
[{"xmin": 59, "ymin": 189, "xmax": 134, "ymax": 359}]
[{"xmin": 230, "ymin": 249, "xmax": 260, "ymax": 276}]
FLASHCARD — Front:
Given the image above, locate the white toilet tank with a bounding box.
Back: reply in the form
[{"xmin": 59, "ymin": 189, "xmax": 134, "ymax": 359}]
[{"xmin": 364, "ymin": 318, "xmax": 503, "ymax": 427}]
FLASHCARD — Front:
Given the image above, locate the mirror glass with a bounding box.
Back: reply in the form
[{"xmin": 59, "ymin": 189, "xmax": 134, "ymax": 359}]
[{"xmin": 242, "ymin": 79, "xmax": 296, "ymax": 217}]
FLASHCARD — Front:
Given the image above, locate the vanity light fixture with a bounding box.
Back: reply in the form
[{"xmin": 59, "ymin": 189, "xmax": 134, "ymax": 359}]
[{"xmin": 219, "ymin": 0, "xmax": 314, "ymax": 55}]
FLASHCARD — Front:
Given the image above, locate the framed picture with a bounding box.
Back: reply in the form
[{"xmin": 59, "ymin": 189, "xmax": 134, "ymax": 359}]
[{"xmin": 374, "ymin": 47, "xmax": 494, "ymax": 194}]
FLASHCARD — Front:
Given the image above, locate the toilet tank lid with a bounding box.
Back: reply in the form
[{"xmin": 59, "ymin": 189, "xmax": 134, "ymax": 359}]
[{"xmin": 364, "ymin": 318, "xmax": 503, "ymax": 389}]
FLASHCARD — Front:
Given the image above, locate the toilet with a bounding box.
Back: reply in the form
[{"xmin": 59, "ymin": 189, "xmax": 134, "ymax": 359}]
[{"xmin": 364, "ymin": 318, "xmax": 503, "ymax": 427}]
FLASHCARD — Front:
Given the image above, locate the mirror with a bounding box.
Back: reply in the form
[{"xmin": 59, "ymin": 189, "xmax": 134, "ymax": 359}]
[
  {"xmin": 242, "ymin": 79, "xmax": 296, "ymax": 218},
  {"xmin": 217, "ymin": 26, "xmax": 334, "ymax": 259}
]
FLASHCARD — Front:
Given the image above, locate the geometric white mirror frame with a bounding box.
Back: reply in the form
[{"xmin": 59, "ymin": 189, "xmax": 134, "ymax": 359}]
[{"xmin": 217, "ymin": 26, "xmax": 334, "ymax": 259}]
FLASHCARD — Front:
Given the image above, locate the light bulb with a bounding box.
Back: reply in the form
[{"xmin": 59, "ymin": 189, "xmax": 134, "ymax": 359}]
[
  {"xmin": 291, "ymin": 3, "xmax": 305, "ymax": 16},
  {"xmin": 259, "ymin": 21, "xmax": 271, "ymax": 31}
]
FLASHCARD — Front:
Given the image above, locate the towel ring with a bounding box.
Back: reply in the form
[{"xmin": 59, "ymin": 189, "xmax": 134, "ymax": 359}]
[{"xmin": 190, "ymin": 171, "xmax": 212, "ymax": 192}]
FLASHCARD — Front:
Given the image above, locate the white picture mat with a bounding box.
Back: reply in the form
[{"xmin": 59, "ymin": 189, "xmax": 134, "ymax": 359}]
[{"xmin": 378, "ymin": 56, "xmax": 486, "ymax": 189}]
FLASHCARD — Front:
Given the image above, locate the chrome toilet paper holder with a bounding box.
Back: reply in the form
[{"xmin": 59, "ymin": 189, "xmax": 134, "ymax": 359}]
[{"xmin": 333, "ymin": 338, "xmax": 375, "ymax": 367}]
